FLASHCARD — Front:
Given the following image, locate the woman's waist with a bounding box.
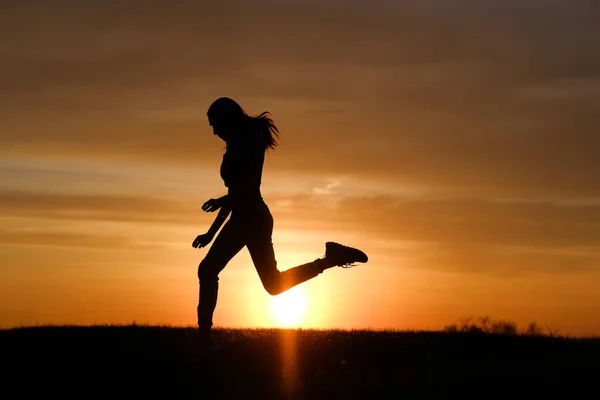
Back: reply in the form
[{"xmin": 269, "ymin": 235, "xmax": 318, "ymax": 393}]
[
  {"xmin": 230, "ymin": 200, "xmax": 271, "ymax": 221},
  {"xmin": 227, "ymin": 189, "xmax": 264, "ymax": 209}
]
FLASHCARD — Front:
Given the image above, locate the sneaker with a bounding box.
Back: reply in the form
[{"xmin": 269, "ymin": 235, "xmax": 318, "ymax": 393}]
[{"xmin": 324, "ymin": 242, "xmax": 368, "ymax": 268}]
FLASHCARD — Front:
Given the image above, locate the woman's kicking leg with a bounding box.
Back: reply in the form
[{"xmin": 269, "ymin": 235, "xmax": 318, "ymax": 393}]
[
  {"xmin": 245, "ymin": 209, "xmax": 328, "ymax": 296},
  {"xmin": 246, "ymin": 210, "xmax": 369, "ymax": 295}
]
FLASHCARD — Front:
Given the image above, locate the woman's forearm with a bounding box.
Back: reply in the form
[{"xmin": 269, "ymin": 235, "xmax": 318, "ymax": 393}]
[{"xmin": 207, "ymin": 205, "xmax": 231, "ymax": 237}]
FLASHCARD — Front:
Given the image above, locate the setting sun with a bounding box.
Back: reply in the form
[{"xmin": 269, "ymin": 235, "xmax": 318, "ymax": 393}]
[{"xmin": 270, "ymin": 288, "xmax": 307, "ymax": 327}]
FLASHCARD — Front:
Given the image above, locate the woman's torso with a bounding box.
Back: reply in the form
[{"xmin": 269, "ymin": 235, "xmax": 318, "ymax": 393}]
[{"xmin": 220, "ymin": 136, "xmax": 266, "ymax": 215}]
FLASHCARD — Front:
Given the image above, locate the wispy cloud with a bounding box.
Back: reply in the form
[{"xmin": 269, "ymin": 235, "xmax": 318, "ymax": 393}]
[
  {"xmin": 0, "ymin": 190, "xmax": 197, "ymax": 225},
  {"xmin": 3, "ymin": 187, "xmax": 600, "ymax": 273},
  {"xmin": 0, "ymin": 229, "xmax": 158, "ymax": 250}
]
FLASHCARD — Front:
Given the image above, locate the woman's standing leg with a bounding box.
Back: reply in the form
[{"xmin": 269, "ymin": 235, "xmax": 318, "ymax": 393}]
[
  {"xmin": 246, "ymin": 206, "xmax": 326, "ymax": 296},
  {"xmin": 197, "ymin": 219, "xmax": 245, "ymax": 334}
]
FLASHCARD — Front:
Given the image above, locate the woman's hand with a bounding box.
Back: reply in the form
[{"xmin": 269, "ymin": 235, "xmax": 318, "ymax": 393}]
[
  {"xmin": 202, "ymin": 198, "xmax": 224, "ymax": 213},
  {"xmin": 192, "ymin": 233, "xmax": 214, "ymax": 249}
]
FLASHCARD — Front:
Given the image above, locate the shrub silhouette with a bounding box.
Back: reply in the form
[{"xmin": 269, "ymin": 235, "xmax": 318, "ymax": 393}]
[
  {"xmin": 444, "ymin": 317, "xmax": 564, "ymax": 337},
  {"xmin": 443, "ymin": 316, "xmax": 518, "ymax": 335},
  {"xmin": 524, "ymin": 321, "xmax": 544, "ymax": 336}
]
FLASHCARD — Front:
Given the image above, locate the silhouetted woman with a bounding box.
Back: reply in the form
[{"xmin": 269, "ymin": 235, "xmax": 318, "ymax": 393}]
[{"xmin": 192, "ymin": 97, "xmax": 368, "ymax": 347}]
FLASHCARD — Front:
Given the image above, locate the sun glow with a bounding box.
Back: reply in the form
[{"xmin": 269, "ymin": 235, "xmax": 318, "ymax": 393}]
[{"xmin": 270, "ymin": 287, "xmax": 307, "ymax": 327}]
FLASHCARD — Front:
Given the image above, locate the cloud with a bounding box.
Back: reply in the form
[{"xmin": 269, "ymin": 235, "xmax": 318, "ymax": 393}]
[
  {"xmin": 0, "ymin": 229, "xmax": 155, "ymax": 250},
  {"xmin": 3, "ymin": 188, "xmax": 600, "ymax": 248},
  {"xmin": 0, "ymin": 190, "xmax": 198, "ymax": 225},
  {"xmin": 273, "ymin": 194, "xmax": 600, "ymax": 248},
  {"xmin": 1, "ymin": 187, "xmax": 599, "ymax": 273},
  {"xmin": 313, "ymin": 179, "xmax": 341, "ymax": 196},
  {"xmin": 0, "ymin": 0, "xmax": 598, "ymax": 199},
  {"xmin": 273, "ymin": 194, "xmax": 600, "ymax": 274}
]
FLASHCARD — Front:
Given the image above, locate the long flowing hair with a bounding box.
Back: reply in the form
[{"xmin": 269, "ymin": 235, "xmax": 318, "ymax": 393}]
[{"xmin": 207, "ymin": 97, "xmax": 279, "ymax": 150}]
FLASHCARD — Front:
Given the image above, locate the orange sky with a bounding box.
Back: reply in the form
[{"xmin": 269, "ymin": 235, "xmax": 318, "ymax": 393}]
[{"xmin": 1, "ymin": 1, "xmax": 600, "ymax": 336}]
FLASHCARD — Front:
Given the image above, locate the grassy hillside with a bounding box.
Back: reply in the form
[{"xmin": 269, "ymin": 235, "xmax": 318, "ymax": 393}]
[{"xmin": 1, "ymin": 325, "xmax": 598, "ymax": 398}]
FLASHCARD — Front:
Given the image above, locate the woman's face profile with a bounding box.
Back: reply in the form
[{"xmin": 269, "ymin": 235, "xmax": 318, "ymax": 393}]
[{"xmin": 209, "ymin": 116, "xmax": 228, "ymax": 141}]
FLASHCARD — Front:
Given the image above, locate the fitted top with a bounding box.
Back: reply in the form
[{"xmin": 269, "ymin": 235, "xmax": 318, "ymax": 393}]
[{"xmin": 220, "ymin": 136, "xmax": 265, "ymax": 212}]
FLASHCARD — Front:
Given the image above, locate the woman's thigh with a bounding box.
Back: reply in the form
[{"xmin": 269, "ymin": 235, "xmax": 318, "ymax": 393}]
[
  {"xmin": 243, "ymin": 208, "xmax": 278, "ymax": 280},
  {"xmin": 198, "ymin": 219, "xmax": 246, "ymax": 279}
]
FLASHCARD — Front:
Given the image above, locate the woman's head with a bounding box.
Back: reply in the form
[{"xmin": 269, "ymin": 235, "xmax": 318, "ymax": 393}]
[{"xmin": 207, "ymin": 97, "xmax": 279, "ymax": 150}]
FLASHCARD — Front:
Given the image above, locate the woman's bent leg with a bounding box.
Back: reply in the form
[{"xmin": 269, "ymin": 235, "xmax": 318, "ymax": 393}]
[
  {"xmin": 197, "ymin": 220, "xmax": 245, "ymax": 333},
  {"xmin": 246, "ymin": 211, "xmax": 326, "ymax": 296},
  {"xmin": 258, "ymin": 258, "xmax": 326, "ymax": 296}
]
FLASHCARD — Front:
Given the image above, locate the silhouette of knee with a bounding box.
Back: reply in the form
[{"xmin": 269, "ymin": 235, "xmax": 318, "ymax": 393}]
[
  {"xmin": 197, "ymin": 258, "xmax": 220, "ymax": 281},
  {"xmin": 261, "ymin": 274, "xmax": 284, "ymax": 296},
  {"xmin": 264, "ymin": 285, "xmax": 282, "ymax": 296}
]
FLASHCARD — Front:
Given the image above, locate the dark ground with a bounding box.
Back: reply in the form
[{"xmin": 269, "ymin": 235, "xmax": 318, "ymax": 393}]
[{"xmin": 1, "ymin": 325, "xmax": 598, "ymax": 398}]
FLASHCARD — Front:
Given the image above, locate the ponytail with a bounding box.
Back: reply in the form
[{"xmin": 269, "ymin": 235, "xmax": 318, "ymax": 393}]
[{"xmin": 252, "ymin": 111, "xmax": 279, "ymax": 150}]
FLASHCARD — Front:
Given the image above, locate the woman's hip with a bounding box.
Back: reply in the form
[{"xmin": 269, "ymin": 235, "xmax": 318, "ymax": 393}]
[{"xmin": 230, "ymin": 202, "xmax": 273, "ymax": 230}]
